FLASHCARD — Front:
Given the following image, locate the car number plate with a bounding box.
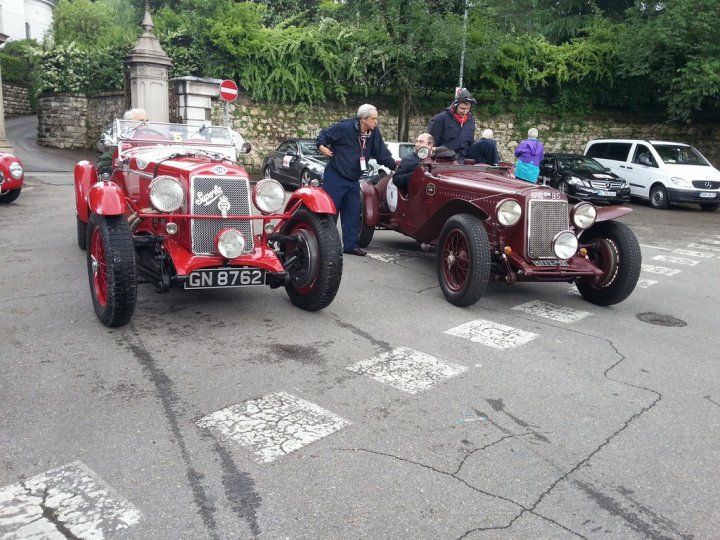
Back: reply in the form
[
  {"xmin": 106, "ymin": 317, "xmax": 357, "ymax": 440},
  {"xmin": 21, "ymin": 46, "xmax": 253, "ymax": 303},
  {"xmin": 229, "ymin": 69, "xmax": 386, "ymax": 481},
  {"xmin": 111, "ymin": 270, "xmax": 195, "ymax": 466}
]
[
  {"xmin": 185, "ymin": 267, "xmax": 266, "ymax": 289},
  {"xmin": 699, "ymin": 192, "xmax": 717, "ymax": 198},
  {"xmin": 598, "ymin": 190, "xmax": 616, "ymax": 197}
]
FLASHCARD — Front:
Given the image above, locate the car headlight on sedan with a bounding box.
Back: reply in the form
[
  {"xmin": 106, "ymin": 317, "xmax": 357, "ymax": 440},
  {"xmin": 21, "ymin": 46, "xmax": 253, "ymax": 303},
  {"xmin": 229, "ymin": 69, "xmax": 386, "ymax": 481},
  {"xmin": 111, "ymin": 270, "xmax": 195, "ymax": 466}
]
[
  {"xmin": 553, "ymin": 230, "xmax": 579, "ymax": 260},
  {"xmin": 253, "ymin": 178, "xmax": 285, "ymax": 214},
  {"xmin": 571, "ymin": 202, "xmax": 597, "ymax": 229},
  {"xmin": 567, "ymin": 176, "xmax": 586, "ymax": 186},
  {"xmin": 496, "ymin": 199, "xmax": 522, "ymax": 226},
  {"xmin": 216, "ymin": 229, "xmax": 245, "ymax": 258},
  {"xmin": 9, "ymin": 162, "xmax": 23, "ymax": 179},
  {"xmin": 149, "ymin": 175, "xmax": 185, "ymax": 212}
]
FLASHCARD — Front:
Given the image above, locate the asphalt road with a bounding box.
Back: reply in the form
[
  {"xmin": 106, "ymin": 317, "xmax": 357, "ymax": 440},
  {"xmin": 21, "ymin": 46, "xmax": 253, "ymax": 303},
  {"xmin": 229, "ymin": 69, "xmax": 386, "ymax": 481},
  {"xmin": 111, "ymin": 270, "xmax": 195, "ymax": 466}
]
[{"xmin": 1, "ymin": 115, "xmax": 720, "ymax": 539}]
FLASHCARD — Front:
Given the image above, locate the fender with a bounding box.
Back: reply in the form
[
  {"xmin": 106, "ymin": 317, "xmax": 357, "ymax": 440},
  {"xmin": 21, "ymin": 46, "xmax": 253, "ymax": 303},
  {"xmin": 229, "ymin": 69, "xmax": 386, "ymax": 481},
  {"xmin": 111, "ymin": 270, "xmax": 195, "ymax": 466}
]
[
  {"xmin": 285, "ymin": 186, "xmax": 336, "ymax": 214},
  {"xmin": 595, "ymin": 204, "xmax": 633, "ymax": 223},
  {"xmin": 360, "ymin": 180, "xmax": 380, "ymax": 227},
  {"xmin": 87, "ymin": 181, "xmax": 129, "ymax": 216},
  {"xmin": 74, "ymin": 160, "xmax": 97, "ymax": 222}
]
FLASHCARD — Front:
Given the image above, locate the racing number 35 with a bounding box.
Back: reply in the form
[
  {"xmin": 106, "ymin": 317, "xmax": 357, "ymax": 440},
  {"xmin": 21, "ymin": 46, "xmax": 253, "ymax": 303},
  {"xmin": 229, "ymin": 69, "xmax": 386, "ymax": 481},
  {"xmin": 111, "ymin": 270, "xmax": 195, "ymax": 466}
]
[{"xmin": 186, "ymin": 268, "xmax": 265, "ymax": 289}]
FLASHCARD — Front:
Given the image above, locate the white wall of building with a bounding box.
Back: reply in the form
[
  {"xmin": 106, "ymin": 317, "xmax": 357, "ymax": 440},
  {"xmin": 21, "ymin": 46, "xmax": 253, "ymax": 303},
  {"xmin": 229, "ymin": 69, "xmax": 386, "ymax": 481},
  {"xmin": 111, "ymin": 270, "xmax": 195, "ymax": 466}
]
[{"xmin": 0, "ymin": 0, "xmax": 55, "ymax": 42}]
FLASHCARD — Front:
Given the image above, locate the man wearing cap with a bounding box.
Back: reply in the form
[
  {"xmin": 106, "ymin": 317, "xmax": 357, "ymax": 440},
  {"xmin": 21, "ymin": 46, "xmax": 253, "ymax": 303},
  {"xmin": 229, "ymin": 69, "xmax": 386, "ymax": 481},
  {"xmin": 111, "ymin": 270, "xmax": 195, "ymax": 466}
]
[{"xmin": 428, "ymin": 89, "xmax": 477, "ymax": 161}]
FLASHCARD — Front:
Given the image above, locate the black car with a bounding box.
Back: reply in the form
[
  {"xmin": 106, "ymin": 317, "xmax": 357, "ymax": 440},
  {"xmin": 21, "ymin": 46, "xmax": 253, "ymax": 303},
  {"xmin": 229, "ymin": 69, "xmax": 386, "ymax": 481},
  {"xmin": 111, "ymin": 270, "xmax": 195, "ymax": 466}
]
[
  {"xmin": 262, "ymin": 139, "xmax": 328, "ymax": 188},
  {"xmin": 539, "ymin": 153, "xmax": 630, "ymax": 204}
]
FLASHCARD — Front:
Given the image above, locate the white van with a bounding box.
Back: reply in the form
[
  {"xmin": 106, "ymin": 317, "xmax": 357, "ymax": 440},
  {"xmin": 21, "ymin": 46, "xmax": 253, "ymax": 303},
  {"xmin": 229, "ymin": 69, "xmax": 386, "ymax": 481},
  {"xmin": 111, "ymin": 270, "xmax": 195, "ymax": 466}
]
[{"xmin": 584, "ymin": 139, "xmax": 720, "ymax": 211}]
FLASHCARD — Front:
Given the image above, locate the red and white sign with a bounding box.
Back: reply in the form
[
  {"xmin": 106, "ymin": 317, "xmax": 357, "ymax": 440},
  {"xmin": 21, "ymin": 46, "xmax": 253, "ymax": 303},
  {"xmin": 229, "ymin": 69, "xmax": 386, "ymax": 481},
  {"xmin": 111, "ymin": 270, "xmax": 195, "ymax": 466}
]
[{"xmin": 219, "ymin": 79, "xmax": 239, "ymax": 102}]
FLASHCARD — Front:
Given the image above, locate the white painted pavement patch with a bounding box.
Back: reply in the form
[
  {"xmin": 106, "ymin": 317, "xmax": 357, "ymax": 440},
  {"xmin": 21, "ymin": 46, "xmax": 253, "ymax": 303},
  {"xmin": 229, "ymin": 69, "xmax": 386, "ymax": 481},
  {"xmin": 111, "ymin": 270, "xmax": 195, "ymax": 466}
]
[
  {"xmin": 366, "ymin": 248, "xmax": 429, "ymax": 264},
  {"xmin": 636, "ymin": 278, "xmax": 658, "ymax": 288},
  {"xmin": 651, "ymin": 255, "xmax": 699, "ymax": 266},
  {"xmin": 511, "ymin": 300, "xmax": 592, "ymax": 323},
  {"xmin": 197, "ymin": 392, "xmax": 350, "ymax": 464},
  {"xmin": 673, "ymin": 248, "xmax": 714, "ymax": 258},
  {"xmin": 347, "ymin": 347, "xmax": 468, "ymax": 394},
  {"xmin": 641, "ymin": 264, "xmax": 682, "ymax": 276},
  {"xmin": 699, "ymin": 237, "xmax": 720, "ymax": 245},
  {"xmin": 444, "ymin": 319, "xmax": 538, "ymax": 350},
  {"xmin": 0, "ymin": 461, "xmax": 140, "ymax": 539},
  {"xmin": 687, "ymin": 242, "xmax": 720, "ymax": 252}
]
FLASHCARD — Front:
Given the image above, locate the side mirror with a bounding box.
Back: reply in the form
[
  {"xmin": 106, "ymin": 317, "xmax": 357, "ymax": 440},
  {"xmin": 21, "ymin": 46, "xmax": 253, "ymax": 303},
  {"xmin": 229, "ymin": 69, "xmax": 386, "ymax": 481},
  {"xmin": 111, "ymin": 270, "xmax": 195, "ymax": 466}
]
[{"xmin": 240, "ymin": 142, "xmax": 251, "ymax": 154}]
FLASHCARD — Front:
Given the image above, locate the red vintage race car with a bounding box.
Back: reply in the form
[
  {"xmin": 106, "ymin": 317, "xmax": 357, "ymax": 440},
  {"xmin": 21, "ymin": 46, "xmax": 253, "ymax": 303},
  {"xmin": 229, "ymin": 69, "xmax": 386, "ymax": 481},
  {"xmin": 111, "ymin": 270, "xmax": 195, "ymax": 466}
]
[
  {"xmin": 75, "ymin": 119, "xmax": 342, "ymax": 327},
  {"xmin": 360, "ymin": 149, "xmax": 642, "ymax": 307},
  {"xmin": 0, "ymin": 152, "xmax": 25, "ymax": 203}
]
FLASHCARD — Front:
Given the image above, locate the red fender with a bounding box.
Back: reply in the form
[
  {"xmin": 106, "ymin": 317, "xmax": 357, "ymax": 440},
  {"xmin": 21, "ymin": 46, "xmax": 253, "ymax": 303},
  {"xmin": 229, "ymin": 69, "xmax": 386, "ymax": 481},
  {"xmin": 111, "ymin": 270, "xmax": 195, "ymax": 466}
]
[
  {"xmin": 360, "ymin": 180, "xmax": 380, "ymax": 227},
  {"xmin": 87, "ymin": 181, "xmax": 129, "ymax": 216},
  {"xmin": 74, "ymin": 160, "xmax": 97, "ymax": 223},
  {"xmin": 285, "ymin": 186, "xmax": 336, "ymax": 214},
  {"xmin": 596, "ymin": 204, "xmax": 633, "ymax": 222}
]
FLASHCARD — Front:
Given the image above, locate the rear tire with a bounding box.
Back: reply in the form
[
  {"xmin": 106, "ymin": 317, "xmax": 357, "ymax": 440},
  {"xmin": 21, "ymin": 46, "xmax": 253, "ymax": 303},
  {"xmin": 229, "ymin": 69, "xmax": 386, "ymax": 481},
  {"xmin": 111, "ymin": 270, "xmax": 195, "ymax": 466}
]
[
  {"xmin": 436, "ymin": 214, "xmax": 491, "ymax": 307},
  {"xmin": 358, "ymin": 196, "xmax": 374, "ymax": 248},
  {"xmin": 282, "ymin": 208, "xmax": 343, "ymax": 311},
  {"xmin": 576, "ymin": 221, "xmax": 641, "ymax": 306},
  {"xmin": 0, "ymin": 188, "xmax": 21, "ymax": 203},
  {"xmin": 87, "ymin": 213, "xmax": 137, "ymax": 327},
  {"xmin": 649, "ymin": 184, "xmax": 670, "ymax": 209}
]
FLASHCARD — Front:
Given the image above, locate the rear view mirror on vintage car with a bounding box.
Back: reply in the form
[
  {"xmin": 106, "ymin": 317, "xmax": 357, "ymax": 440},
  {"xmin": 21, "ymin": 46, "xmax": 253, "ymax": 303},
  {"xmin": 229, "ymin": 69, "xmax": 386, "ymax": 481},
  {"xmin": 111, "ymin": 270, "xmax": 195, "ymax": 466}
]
[{"xmin": 239, "ymin": 142, "xmax": 252, "ymax": 154}]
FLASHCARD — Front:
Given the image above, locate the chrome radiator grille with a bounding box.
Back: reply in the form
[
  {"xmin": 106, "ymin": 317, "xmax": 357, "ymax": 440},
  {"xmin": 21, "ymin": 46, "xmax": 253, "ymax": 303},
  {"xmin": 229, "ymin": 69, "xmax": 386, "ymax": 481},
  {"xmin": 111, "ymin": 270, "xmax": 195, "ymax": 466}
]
[
  {"xmin": 190, "ymin": 175, "xmax": 254, "ymax": 255},
  {"xmin": 527, "ymin": 199, "xmax": 569, "ymax": 259},
  {"xmin": 589, "ymin": 179, "xmax": 625, "ymax": 190}
]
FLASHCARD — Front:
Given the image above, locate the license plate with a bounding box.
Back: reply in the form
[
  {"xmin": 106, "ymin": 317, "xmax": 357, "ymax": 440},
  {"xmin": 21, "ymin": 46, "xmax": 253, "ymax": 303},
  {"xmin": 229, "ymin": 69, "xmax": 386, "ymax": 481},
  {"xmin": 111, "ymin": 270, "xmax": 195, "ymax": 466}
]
[
  {"xmin": 598, "ymin": 190, "xmax": 616, "ymax": 197},
  {"xmin": 185, "ymin": 267, "xmax": 266, "ymax": 289},
  {"xmin": 699, "ymin": 192, "xmax": 717, "ymax": 198}
]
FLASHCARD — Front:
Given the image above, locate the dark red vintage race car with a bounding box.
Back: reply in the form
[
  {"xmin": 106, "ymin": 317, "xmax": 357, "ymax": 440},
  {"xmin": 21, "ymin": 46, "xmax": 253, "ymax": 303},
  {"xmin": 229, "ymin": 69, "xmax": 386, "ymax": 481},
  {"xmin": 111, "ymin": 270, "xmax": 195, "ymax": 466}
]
[
  {"xmin": 360, "ymin": 150, "xmax": 641, "ymax": 307},
  {"xmin": 0, "ymin": 152, "xmax": 25, "ymax": 203},
  {"xmin": 75, "ymin": 119, "xmax": 342, "ymax": 327}
]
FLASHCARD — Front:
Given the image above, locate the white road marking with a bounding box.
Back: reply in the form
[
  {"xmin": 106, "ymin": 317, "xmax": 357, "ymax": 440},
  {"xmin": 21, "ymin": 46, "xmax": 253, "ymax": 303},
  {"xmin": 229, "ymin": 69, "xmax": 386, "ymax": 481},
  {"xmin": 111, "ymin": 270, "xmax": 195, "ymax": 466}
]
[
  {"xmin": 197, "ymin": 392, "xmax": 350, "ymax": 463},
  {"xmin": 641, "ymin": 264, "xmax": 682, "ymax": 276},
  {"xmin": 672, "ymin": 249, "xmax": 714, "ymax": 259},
  {"xmin": 636, "ymin": 278, "xmax": 658, "ymax": 288},
  {"xmin": 651, "ymin": 255, "xmax": 699, "ymax": 266},
  {"xmin": 445, "ymin": 319, "xmax": 538, "ymax": 350},
  {"xmin": 0, "ymin": 461, "xmax": 140, "ymax": 539},
  {"xmin": 511, "ymin": 300, "xmax": 592, "ymax": 323},
  {"xmin": 699, "ymin": 238, "xmax": 720, "ymax": 245},
  {"xmin": 347, "ymin": 347, "xmax": 468, "ymax": 394},
  {"xmin": 639, "ymin": 243, "xmax": 672, "ymax": 251},
  {"xmin": 687, "ymin": 242, "xmax": 720, "ymax": 252}
]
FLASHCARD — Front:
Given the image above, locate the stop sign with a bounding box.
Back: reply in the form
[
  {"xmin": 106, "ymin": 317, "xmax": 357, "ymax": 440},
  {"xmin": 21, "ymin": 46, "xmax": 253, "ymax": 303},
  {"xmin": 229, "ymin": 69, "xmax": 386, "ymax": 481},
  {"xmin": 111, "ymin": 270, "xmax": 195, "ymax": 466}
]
[{"xmin": 219, "ymin": 79, "xmax": 239, "ymax": 102}]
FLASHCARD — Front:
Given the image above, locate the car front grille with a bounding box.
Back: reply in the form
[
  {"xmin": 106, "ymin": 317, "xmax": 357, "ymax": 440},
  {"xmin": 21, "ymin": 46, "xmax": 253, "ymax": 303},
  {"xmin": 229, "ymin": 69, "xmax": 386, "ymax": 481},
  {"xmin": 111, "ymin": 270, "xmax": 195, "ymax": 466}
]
[
  {"xmin": 190, "ymin": 175, "xmax": 254, "ymax": 255},
  {"xmin": 527, "ymin": 199, "xmax": 569, "ymax": 259},
  {"xmin": 691, "ymin": 180, "xmax": 720, "ymax": 190},
  {"xmin": 589, "ymin": 179, "xmax": 625, "ymax": 190}
]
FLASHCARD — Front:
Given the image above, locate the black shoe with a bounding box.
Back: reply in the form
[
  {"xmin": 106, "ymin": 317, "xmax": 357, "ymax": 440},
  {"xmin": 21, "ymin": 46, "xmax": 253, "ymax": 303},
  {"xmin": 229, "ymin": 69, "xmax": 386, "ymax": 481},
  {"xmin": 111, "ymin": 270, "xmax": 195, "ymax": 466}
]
[{"xmin": 343, "ymin": 247, "xmax": 367, "ymax": 256}]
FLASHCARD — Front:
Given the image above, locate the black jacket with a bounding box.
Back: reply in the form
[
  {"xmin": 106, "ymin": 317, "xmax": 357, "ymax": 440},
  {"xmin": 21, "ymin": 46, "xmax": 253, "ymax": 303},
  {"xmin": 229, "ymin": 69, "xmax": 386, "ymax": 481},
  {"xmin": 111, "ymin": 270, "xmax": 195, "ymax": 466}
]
[
  {"xmin": 392, "ymin": 153, "xmax": 422, "ymax": 189},
  {"xmin": 428, "ymin": 108, "xmax": 476, "ymax": 159},
  {"xmin": 466, "ymin": 138, "xmax": 501, "ymax": 165}
]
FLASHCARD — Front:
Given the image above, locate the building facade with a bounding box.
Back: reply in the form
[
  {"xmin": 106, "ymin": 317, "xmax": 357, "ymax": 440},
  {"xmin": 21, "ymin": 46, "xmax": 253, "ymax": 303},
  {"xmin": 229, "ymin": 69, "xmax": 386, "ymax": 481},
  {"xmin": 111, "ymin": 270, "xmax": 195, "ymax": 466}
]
[{"xmin": 1, "ymin": 0, "xmax": 55, "ymax": 42}]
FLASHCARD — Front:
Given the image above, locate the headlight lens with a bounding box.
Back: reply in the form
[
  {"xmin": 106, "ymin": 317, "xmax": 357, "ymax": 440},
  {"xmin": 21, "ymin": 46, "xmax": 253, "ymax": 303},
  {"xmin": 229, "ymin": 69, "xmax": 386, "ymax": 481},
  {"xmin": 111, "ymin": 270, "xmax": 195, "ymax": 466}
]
[
  {"xmin": 568, "ymin": 176, "xmax": 584, "ymax": 186},
  {"xmin": 571, "ymin": 202, "xmax": 597, "ymax": 229},
  {"xmin": 9, "ymin": 162, "xmax": 23, "ymax": 179},
  {"xmin": 149, "ymin": 175, "xmax": 184, "ymax": 212},
  {"xmin": 496, "ymin": 199, "xmax": 522, "ymax": 226},
  {"xmin": 253, "ymin": 178, "xmax": 285, "ymax": 214},
  {"xmin": 216, "ymin": 229, "xmax": 245, "ymax": 258},
  {"xmin": 671, "ymin": 176, "xmax": 691, "ymax": 188},
  {"xmin": 553, "ymin": 231, "xmax": 579, "ymax": 260}
]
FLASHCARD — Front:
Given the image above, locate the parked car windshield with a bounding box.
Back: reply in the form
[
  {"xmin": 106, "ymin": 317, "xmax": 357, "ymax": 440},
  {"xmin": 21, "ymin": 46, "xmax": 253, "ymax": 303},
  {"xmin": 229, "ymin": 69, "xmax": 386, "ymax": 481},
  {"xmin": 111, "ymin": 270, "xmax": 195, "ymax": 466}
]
[
  {"xmin": 652, "ymin": 144, "xmax": 710, "ymax": 166},
  {"xmin": 114, "ymin": 120, "xmax": 234, "ymax": 146},
  {"xmin": 299, "ymin": 141, "xmax": 322, "ymax": 156},
  {"xmin": 558, "ymin": 156, "xmax": 606, "ymax": 172}
]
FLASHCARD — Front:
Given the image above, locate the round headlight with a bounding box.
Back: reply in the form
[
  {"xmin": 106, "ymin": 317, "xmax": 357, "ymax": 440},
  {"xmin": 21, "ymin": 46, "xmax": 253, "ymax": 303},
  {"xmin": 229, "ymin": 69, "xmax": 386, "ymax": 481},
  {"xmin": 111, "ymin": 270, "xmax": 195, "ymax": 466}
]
[
  {"xmin": 571, "ymin": 202, "xmax": 597, "ymax": 229},
  {"xmin": 216, "ymin": 229, "xmax": 245, "ymax": 258},
  {"xmin": 496, "ymin": 199, "xmax": 522, "ymax": 226},
  {"xmin": 9, "ymin": 162, "xmax": 23, "ymax": 179},
  {"xmin": 553, "ymin": 230, "xmax": 579, "ymax": 260},
  {"xmin": 253, "ymin": 178, "xmax": 285, "ymax": 214},
  {"xmin": 149, "ymin": 175, "xmax": 184, "ymax": 212}
]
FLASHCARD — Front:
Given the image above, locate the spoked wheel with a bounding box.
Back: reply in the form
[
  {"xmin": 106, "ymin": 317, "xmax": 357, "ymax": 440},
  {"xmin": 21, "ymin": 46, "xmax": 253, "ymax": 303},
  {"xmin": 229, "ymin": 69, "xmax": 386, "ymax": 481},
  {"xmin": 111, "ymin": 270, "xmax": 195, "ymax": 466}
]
[
  {"xmin": 281, "ymin": 208, "xmax": 343, "ymax": 311},
  {"xmin": 436, "ymin": 214, "xmax": 491, "ymax": 307},
  {"xmin": 576, "ymin": 221, "xmax": 641, "ymax": 306},
  {"xmin": 87, "ymin": 213, "xmax": 137, "ymax": 327},
  {"xmin": 649, "ymin": 184, "xmax": 670, "ymax": 209},
  {"xmin": 0, "ymin": 188, "xmax": 21, "ymax": 203},
  {"xmin": 77, "ymin": 215, "xmax": 88, "ymax": 250}
]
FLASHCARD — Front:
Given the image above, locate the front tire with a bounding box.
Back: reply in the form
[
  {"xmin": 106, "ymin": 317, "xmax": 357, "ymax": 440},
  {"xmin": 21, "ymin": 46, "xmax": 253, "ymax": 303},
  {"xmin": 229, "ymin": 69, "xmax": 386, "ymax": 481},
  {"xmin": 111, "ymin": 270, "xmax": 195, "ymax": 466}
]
[
  {"xmin": 0, "ymin": 188, "xmax": 21, "ymax": 203},
  {"xmin": 77, "ymin": 215, "xmax": 88, "ymax": 250},
  {"xmin": 299, "ymin": 169, "xmax": 312, "ymax": 187},
  {"xmin": 263, "ymin": 165, "xmax": 273, "ymax": 179},
  {"xmin": 699, "ymin": 203, "xmax": 718, "ymax": 212},
  {"xmin": 557, "ymin": 180, "xmax": 569, "ymax": 194},
  {"xmin": 281, "ymin": 208, "xmax": 343, "ymax": 311},
  {"xmin": 87, "ymin": 213, "xmax": 137, "ymax": 327},
  {"xmin": 576, "ymin": 221, "xmax": 641, "ymax": 306},
  {"xmin": 436, "ymin": 214, "xmax": 491, "ymax": 307},
  {"xmin": 649, "ymin": 184, "xmax": 670, "ymax": 209}
]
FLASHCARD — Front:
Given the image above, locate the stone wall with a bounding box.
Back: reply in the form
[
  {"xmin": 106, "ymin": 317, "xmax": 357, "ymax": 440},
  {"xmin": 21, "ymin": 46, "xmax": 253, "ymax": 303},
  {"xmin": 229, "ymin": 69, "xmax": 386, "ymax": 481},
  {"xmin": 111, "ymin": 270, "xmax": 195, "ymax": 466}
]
[
  {"xmin": 215, "ymin": 97, "xmax": 720, "ymax": 173},
  {"xmin": 86, "ymin": 92, "xmax": 126, "ymax": 147},
  {"xmin": 37, "ymin": 94, "xmax": 88, "ymax": 149},
  {"xmin": 3, "ymin": 84, "xmax": 32, "ymax": 115}
]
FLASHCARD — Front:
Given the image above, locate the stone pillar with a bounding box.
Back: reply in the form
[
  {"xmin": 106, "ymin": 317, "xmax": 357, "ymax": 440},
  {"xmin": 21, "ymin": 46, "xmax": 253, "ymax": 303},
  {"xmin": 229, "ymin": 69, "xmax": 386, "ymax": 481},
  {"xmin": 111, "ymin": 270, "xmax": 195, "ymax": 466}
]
[
  {"xmin": 0, "ymin": 33, "xmax": 13, "ymax": 153},
  {"xmin": 125, "ymin": 6, "xmax": 172, "ymax": 122},
  {"xmin": 171, "ymin": 76, "xmax": 223, "ymax": 126}
]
